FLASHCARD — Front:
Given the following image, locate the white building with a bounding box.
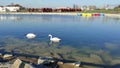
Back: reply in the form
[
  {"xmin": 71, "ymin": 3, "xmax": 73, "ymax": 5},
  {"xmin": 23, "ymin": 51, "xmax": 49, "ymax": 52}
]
[
  {"xmin": 5, "ymin": 4, "xmax": 21, "ymax": 12},
  {"xmin": 81, "ymin": 5, "xmax": 87, "ymax": 11},
  {"xmin": 0, "ymin": 4, "xmax": 22, "ymax": 12},
  {"xmin": 0, "ymin": 6, "xmax": 6, "ymax": 12}
]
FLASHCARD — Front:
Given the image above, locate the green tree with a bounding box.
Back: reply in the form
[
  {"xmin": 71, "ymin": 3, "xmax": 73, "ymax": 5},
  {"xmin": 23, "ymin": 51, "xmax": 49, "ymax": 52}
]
[{"xmin": 114, "ymin": 5, "xmax": 120, "ymax": 10}]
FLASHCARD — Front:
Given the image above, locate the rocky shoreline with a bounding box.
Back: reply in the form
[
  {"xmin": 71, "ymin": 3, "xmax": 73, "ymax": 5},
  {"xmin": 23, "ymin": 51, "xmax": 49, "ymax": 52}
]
[
  {"xmin": 0, "ymin": 51, "xmax": 120, "ymax": 68},
  {"xmin": 0, "ymin": 52, "xmax": 81, "ymax": 68}
]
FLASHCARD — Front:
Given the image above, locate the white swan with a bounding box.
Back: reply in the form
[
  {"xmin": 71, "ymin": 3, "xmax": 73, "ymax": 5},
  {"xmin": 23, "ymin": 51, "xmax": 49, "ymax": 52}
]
[
  {"xmin": 26, "ymin": 33, "xmax": 36, "ymax": 39},
  {"xmin": 48, "ymin": 34, "xmax": 61, "ymax": 42}
]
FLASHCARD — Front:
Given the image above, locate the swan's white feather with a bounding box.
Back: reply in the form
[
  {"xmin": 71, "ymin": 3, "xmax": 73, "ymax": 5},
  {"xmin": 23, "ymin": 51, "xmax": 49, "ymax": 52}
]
[
  {"xmin": 49, "ymin": 34, "xmax": 61, "ymax": 42},
  {"xmin": 26, "ymin": 33, "xmax": 36, "ymax": 39}
]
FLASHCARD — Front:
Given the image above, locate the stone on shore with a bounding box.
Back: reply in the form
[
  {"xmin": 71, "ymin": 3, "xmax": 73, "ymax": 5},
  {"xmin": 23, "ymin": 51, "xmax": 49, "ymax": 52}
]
[
  {"xmin": 3, "ymin": 54, "xmax": 13, "ymax": 59},
  {"xmin": 11, "ymin": 58, "xmax": 34, "ymax": 68},
  {"xmin": 11, "ymin": 59, "xmax": 22, "ymax": 68}
]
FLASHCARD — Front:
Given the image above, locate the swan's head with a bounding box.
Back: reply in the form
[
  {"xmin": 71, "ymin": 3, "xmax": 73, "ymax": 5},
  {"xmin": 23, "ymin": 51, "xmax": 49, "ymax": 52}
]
[{"xmin": 48, "ymin": 34, "xmax": 52, "ymax": 37}]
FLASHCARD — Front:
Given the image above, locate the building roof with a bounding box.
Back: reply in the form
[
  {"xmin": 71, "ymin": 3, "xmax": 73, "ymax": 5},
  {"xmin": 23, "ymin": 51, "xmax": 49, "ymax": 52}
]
[{"xmin": 6, "ymin": 4, "xmax": 22, "ymax": 7}]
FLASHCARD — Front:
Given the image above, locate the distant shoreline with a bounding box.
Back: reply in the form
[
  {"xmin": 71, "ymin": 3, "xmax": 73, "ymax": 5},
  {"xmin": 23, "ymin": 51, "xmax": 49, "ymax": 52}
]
[
  {"xmin": 105, "ymin": 14, "xmax": 120, "ymax": 18},
  {"xmin": 0, "ymin": 12, "xmax": 120, "ymax": 18},
  {"xmin": 0, "ymin": 12, "xmax": 78, "ymax": 15}
]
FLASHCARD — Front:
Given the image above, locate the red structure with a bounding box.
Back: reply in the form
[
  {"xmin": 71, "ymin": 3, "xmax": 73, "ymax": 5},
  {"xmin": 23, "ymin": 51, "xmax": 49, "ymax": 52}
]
[
  {"xmin": 27, "ymin": 8, "xmax": 39, "ymax": 12},
  {"xmin": 41, "ymin": 8, "xmax": 53, "ymax": 12},
  {"xmin": 54, "ymin": 8, "xmax": 81, "ymax": 12},
  {"xmin": 92, "ymin": 13, "xmax": 100, "ymax": 16},
  {"xmin": 27, "ymin": 8, "xmax": 81, "ymax": 12}
]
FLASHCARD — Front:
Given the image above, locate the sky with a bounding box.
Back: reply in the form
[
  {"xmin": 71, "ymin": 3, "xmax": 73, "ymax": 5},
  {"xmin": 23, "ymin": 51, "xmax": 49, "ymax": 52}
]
[{"xmin": 0, "ymin": 0, "xmax": 120, "ymax": 8}]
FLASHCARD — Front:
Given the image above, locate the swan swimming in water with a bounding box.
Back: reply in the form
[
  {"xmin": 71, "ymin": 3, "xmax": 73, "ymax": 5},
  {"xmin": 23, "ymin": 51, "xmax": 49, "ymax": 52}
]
[
  {"xmin": 26, "ymin": 33, "xmax": 36, "ymax": 39},
  {"xmin": 48, "ymin": 34, "xmax": 61, "ymax": 42}
]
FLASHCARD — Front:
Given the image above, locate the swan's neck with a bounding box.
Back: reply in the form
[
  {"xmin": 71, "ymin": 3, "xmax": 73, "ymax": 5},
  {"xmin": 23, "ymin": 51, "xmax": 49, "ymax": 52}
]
[{"xmin": 50, "ymin": 35, "xmax": 52, "ymax": 39}]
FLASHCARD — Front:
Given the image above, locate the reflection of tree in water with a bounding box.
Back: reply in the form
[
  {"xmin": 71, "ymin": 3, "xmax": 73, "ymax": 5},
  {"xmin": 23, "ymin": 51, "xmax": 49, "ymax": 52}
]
[
  {"xmin": 15, "ymin": 15, "xmax": 53, "ymax": 23},
  {"xmin": 41, "ymin": 15, "xmax": 53, "ymax": 22},
  {"xmin": 0, "ymin": 14, "xmax": 120, "ymax": 23},
  {"xmin": 102, "ymin": 16, "xmax": 120, "ymax": 24}
]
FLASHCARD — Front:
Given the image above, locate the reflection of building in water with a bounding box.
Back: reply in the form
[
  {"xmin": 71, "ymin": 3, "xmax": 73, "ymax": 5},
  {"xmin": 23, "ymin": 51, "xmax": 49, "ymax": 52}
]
[
  {"xmin": 0, "ymin": 15, "xmax": 52, "ymax": 22},
  {"xmin": 0, "ymin": 15, "xmax": 22, "ymax": 21},
  {"xmin": 0, "ymin": 15, "xmax": 7, "ymax": 20},
  {"xmin": 9, "ymin": 16, "xmax": 20, "ymax": 20}
]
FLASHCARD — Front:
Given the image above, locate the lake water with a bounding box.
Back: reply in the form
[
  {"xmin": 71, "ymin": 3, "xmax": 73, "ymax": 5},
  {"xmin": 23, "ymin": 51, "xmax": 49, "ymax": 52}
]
[{"xmin": 0, "ymin": 14, "xmax": 120, "ymax": 66}]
